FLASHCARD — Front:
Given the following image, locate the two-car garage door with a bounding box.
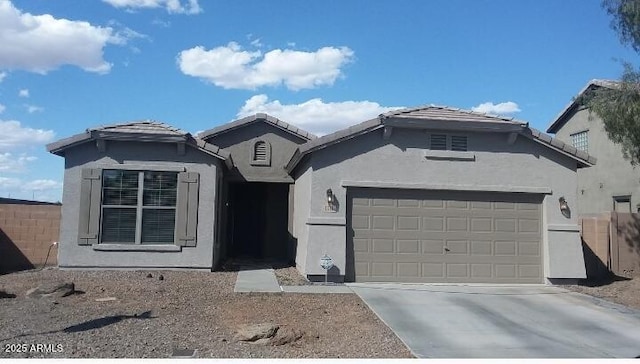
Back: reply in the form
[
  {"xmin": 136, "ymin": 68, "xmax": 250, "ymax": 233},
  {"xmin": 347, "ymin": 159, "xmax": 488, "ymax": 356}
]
[{"xmin": 348, "ymin": 188, "xmax": 544, "ymax": 284}]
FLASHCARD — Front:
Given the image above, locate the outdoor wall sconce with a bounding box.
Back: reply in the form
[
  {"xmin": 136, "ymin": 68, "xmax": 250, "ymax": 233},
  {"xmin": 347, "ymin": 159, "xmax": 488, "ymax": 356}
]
[
  {"xmin": 325, "ymin": 188, "xmax": 338, "ymax": 212},
  {"xmin": 559, "ymin": 196, "xmax": 571, "ymax": 218}
]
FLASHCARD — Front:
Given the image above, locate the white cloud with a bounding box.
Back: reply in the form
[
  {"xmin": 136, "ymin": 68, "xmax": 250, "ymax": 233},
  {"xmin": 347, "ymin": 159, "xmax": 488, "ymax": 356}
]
[
  {"xmin": 103, "ymin": 0, "xmax": 202, "ymax": 14},
  {"xmin": 0, "ymin": 120, "xmax": 55, "ymax": 151},
  {"xmin": 0, "ymin": 152, "xmax": 37, "ymax": 172},
  {"xmin": 471, "ymin": 101, "xmax": 521, "ymax": 115},
  {"xmin": 237, "ymin": 94, "xmax": 402, "ymax": 136},
  {"xmin": 0, "ymin": 71, "xmax": 6, "ymax": 82},
  {"xmin": 178, "ymin": 42, "xmax": 355, "ymax": 90},
  {"xmin": 26, "ymin": 104, "xmax": 44, "ymax": 113},
  {"xmin": 0, "ymin": 176, "xmax": 62, "ymax": 202},
  {"xmin": 0, "ymin": 0, "xmax": 132, "ymax": 74},
  {"xmin": 18, "ymin": 88, "xmax": 28, "ymax": 97}
]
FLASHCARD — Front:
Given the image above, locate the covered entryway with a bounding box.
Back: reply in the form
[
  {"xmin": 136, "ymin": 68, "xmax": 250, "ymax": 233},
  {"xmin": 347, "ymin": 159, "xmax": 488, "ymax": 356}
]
[
  {"xmin": 347, "ymin": 188, "xmax": 543, "ymax": 283},
  {"xmin": 228, "ymin": 182, "xmax": 292, "ymax": 261}
]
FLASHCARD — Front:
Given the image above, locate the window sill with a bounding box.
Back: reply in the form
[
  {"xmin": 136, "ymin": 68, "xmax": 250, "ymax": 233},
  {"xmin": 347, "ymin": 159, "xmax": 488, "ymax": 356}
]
[
  {"xmin": 93, "ymin": 244, "xmax": 182, "ymax": 252},
  {"xmin": 424, "ymin": 150, "xmax": 475, "ymax": 161}
]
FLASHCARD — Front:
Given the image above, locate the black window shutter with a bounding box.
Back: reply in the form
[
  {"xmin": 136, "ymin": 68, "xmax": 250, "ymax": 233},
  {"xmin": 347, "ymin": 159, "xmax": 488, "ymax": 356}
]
[
  {"xmin": 175, "ymin": 172, "xmax": 199, "ymax": 247},
  {"xmin": 78, "ymin": 168, "xmax": 102, "ymax": 245}
]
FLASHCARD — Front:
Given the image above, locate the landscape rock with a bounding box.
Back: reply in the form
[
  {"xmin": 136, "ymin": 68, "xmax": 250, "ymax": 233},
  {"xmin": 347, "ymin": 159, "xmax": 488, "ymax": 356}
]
[
  {"xmin": 234, "ymin": 323, "xmax": 279, "ymax": 342},
  {"xmin": 26, "ymin": 281, "xmax": 75, "ymax": 298},
  {"xmin": 249, "ymin": 338, "xmax": 271, "ymax": 346},
  {"xmin": 271, "ymin": 328, "xmax": 304, "ymax": 346},
  {"xmin": 0, "ymin": 289, "xmax": 16, "ymax": 299}
]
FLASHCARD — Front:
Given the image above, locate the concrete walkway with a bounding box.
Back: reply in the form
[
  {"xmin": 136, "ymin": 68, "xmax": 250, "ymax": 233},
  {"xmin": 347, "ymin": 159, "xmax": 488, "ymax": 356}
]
[
  {"xmin": 233, "ymin": 267, "xmax": 352, "ymax": 293},
  {"xmin": 234, "ymin": 267, "xmax": 281, "ymax": 292}
]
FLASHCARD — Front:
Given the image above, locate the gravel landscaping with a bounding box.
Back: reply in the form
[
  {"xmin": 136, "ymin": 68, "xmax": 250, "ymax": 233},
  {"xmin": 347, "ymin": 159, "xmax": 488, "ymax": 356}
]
[
  {"xmin": 0, "ymin": 268, "xmax": 413, "ymax": 358},
  {"xmin": 565, "ymin": 274, "xmax": 640, "ymax": 310}
]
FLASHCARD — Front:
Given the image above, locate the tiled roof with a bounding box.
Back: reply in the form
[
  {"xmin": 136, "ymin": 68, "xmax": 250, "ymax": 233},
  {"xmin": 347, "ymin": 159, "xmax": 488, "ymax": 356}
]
[
  {"xmin": 47, "ymin": 120, "xmax": 231, "ymax": 165},
  {"xmin": 382, "ymin": 104, "xmax": 527, "ymax": 125},
  {"xmin": 546, "ymin": 79, "xmax": 619, "ymax": 134},
  {"xmin": 88, "ymin": 120, "xmax": 188, "ymax": 135},
  {"xmin": 286, "ymin": 104, "xmax": 595, "ymax": 172},
  {"xmin": 198, "ymin": 113, "xmax": 317, "ymax": 141}
]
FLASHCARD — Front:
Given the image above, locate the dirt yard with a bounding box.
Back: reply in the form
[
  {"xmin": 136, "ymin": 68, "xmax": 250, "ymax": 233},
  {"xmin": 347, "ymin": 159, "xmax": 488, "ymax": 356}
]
[
  {"xmin": 0, "ymin": 268, "xmax": 412, "ymax": 358},
  {"xmin": 565, "ymin": 274, "xmax": 640, "ymax": 310}
]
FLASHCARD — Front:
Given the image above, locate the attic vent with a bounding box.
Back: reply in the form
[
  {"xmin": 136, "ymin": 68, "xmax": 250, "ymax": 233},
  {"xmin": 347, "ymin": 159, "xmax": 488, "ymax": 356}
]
[
  {"xmin": 451, "ymin": 136, "xmax": 468, "ymax": 151},
  {"xmin": 430, "ymin": 134, "xmax": 447, "ymax": 150},
  {"xmin": 250, "ymin": 140, "xmax": 271, "ymax": 166},
  {"xmin": 254, "ymin": 141, "xmax": 267, "ymax": 161}
]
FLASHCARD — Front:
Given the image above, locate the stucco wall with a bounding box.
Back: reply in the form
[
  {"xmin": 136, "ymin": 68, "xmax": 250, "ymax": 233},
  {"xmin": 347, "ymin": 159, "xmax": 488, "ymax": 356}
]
[
  {"xmin": 553, "ymin": 108, "xmax": 640, "ymax": 214},
  {"xmin": 204, "ymin": 121, "xmax": 307, "ymax": 183},
  {"xmin": 293, "ymin": 160, "xmax": 312, "ymax": 273},
  {"xmin": 58, "ymin": 140, "xmax": 222, "ymax": 269},
  {"xmin": 296, "ymin": 127, "xmax": 585, "ymax": 280}
]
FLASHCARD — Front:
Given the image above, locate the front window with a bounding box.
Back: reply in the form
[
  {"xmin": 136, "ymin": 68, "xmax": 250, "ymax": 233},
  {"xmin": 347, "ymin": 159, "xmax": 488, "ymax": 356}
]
[
  {"xmin": 101, "ymin": 170, "xmax": 178, "ymax": 244},
  {"xmin": 571, "ymin": 131, "xmax": 588, "ymax": 152}
]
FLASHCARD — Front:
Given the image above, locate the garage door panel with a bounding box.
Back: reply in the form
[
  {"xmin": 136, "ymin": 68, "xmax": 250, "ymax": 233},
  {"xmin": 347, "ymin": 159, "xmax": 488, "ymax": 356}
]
[
  {"xmin": 371, "ymin": 262, "xmax": 394, "ymax": 277},
  {"xmin": 422, "ymin": 263, "xmax": 445, "ymax": 277},
  {"xmin": 349, "ymin": 188, "xmax": 543, "ymax": 283},
  {"xmin": 471, "ymin": 264, "xmax": 492, "ymax": 278},
  {"xmin": 423, "ymin": 217, "xmax": 445, "ymax": 231},
  {"xmin": 397, "ymin": 239, "xmax": 420, "ymax": 253},
  {"xmin": 447, "ymin": 264, "xmax": 469, "ymax": 278},
  {"xmin": 446, "ymin": 217, "xmax": 468, "ymax": 231},
  {"xmin": 372, "ymin": 215, "xmax": 394, "ymax": 229},
  {"xmin": 495, "ymin": 264, "xmax": 517, "ymax": 278},
  {"xmin": 397, "ymin": 262, "xmax": 420, "ymax": 277},
  {"xmin": 351, "ymin": 215, "xmax": 370, "ymax": 229},
  {"xmin": 397, "ymin": 216, "xmax": 420, "ymax": 230},
  {"xmin": 445, "ymin": 240, "xmax": 468, "ymax": 254},
  {"xmin": 372, "ymin": 239, "xmax": 394, "ymax": 253}
]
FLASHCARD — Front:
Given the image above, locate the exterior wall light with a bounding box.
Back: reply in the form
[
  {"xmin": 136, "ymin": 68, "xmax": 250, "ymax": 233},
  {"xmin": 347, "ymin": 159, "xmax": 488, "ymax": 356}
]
[
  {"xmin": 324, "ymin": 188, "xmax": 338, "ymax": 212},
  {"xmin": 559, "ymin": 196, "xmax": 571, "ymax": 218},
  {"xmin": 326, "ymin": 188, "xmax": 334, "ymax": 204}
]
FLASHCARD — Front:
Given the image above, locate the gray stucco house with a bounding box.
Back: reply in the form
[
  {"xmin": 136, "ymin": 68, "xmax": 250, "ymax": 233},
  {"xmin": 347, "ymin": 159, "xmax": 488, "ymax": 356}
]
[
  {"xmin": 48, "ymin": 105, "xmax": 592, "ymax": 283},
  {"xmin": 547, "ymin": 79, "xmax": 640, "ymax": 215}
]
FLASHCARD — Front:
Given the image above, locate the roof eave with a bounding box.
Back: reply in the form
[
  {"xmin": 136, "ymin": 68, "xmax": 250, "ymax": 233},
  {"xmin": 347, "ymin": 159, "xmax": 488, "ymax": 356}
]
[{"xmin": 546, "ymin": 79, "xmax": 618, "ymax": 134}]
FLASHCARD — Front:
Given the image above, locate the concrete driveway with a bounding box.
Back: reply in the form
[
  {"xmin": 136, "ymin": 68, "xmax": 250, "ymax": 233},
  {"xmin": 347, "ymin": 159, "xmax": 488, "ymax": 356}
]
[{"xmin": 349, "ymin": 283, "xmax": 640, "ymax": 358}]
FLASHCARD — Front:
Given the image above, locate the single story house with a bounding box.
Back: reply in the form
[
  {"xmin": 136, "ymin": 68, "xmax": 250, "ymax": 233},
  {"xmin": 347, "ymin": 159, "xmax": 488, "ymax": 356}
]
[{"xmin": 47, "ymin": 105, "xmax": 593, "ymax": 283}]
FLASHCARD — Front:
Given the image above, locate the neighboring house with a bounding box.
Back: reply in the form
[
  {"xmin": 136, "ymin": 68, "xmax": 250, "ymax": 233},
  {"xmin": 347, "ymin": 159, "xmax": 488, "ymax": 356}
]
[
  {"xmin": 547, "ymin": 79, "xmax": 640, "ymax": 215},
  {"xmin": 47, "ymin": 106, "xmax": 593, "ymax": 284}
]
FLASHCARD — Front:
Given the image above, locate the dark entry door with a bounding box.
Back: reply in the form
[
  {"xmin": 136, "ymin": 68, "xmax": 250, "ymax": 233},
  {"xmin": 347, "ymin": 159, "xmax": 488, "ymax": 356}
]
[{"xmin": 229, "ymin": 182, "xmax": 290, "ymax": 260}]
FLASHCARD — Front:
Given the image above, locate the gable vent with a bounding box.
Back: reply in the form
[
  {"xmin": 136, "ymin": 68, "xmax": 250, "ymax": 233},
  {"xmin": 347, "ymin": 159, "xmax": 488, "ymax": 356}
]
[
  {"xmin": 254, "ymin": 141, "xmax": 267, "ymax": 161},
  {"xmin": 451, "ymin": 136, "xmax": 467, "ymax": 151},
  {"xmin": 430, "ymin": 134, "xmax": 447, "ymax": 150}
]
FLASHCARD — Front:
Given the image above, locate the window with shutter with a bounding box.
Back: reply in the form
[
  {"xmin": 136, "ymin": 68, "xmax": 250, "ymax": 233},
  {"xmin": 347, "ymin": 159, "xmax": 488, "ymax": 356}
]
[{"xmin": 100, "ymin": 170, "xmax": 179, "ymax": 245}]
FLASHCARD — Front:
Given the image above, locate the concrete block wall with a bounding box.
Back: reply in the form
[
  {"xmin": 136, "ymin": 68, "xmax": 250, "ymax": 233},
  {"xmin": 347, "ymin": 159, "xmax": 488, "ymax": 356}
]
[{"xmin": 0, "ymin": 200, "xmax": 61, "ymax": 273}]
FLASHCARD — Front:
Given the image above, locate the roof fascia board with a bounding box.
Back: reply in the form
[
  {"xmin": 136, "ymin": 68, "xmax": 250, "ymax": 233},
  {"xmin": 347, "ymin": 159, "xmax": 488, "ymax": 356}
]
[
  {"xmin": 91, "ymin": 131, "xmax": 187, "ymax": 143},
  {"xmin": 46, "ymin": 132, "xmax": 91, "ymax": 155}
]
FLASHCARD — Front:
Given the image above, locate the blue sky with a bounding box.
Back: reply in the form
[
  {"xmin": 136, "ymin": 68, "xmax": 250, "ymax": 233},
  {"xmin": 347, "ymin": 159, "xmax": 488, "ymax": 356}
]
[{"xmin": 0, "ymin": 0, "xmax": 638, "ymax": 202}]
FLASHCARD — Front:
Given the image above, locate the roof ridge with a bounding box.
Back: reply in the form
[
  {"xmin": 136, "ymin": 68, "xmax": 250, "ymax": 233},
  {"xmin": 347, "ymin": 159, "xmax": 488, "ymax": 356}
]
[
  {"xmin": 87, "ymin": 119, "xmax": 190, "ymax": 135},
  {"xmin": 382, "ymin": 104, "xmax": 524, "ymax": 124},
  {"xmin": 198, "ymin": 113, "xmax": 317, "ymax": 141}
]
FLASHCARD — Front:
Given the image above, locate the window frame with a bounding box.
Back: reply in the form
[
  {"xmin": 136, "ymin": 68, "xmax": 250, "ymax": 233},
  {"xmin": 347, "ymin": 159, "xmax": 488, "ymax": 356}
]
[
  {"xmin": 100, "ymin": 169, "xmax": 178, "ymax": 245},
  {"xmin": 570, "ymin": 130, "xmax": 588, "ymax": 153}
]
